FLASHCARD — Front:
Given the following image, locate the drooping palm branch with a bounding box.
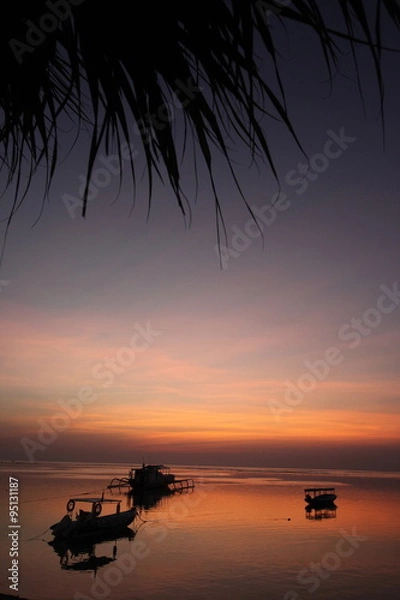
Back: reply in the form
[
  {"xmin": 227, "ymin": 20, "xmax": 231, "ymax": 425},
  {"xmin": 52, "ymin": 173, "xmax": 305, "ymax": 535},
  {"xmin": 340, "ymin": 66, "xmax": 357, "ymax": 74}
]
[{"xmin": 1, "ymin": 0, "xmax": 399, "ymax": 256}]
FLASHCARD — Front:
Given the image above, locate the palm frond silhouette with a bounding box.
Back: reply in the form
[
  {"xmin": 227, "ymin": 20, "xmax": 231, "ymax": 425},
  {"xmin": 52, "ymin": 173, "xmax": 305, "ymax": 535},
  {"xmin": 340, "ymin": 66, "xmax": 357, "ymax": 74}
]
[{"xmin": 1, "ymin": 0, "xmax": 399, "ymax": 251}]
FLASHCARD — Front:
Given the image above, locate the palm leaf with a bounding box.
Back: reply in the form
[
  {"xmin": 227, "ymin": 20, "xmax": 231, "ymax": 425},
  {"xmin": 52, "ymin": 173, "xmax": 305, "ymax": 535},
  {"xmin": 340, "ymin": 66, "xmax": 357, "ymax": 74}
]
[{"xmin": 1, "ymin": 0, "xmax": 399, "ymax": 259}]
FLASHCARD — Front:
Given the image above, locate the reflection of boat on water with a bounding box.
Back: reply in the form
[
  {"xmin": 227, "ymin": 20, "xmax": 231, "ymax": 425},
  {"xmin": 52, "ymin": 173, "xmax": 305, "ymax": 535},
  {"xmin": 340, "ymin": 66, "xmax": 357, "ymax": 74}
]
[
  {"xmin": 108, "ymin": 463, "xmax": 195, "ymax": 494},
  {"xmin": 304, "ymin": 487, "xmax": 337, "ymax": 506},
  {"xmin": 130, "ymin": 487, "xmax": 173, "ymax": 510},
  {"xmin": 49, "ymin": 527, "xmax": 135, "ymax": 572},
  {"xmin": 305, "ymin": 502, "xmax": 337, "ymax": 520},
  {"xmin": 50, "ymin": 495, "xmax": 136, "ymax": 541},
  {"xmin": 128, "ymin": 481, "xmax": 195, "ymax": 511},
  {"xmin": 60, "ymin": 554, "xmax": 114, "ymax": 571}
]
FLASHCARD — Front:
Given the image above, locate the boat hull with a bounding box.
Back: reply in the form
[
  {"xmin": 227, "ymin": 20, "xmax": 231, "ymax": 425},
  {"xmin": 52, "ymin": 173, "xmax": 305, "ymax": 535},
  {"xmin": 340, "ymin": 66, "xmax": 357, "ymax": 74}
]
[
  {"xmin": 51, "ymin": 508, "xmax": 136, "ymax": 540},
  {"xmin": 129, "ymin": 478, "xmax": 174, "ymax": 490},
  {"xmin": 305, "ymin": 493, "xmax": 337, "ymax": 505}
]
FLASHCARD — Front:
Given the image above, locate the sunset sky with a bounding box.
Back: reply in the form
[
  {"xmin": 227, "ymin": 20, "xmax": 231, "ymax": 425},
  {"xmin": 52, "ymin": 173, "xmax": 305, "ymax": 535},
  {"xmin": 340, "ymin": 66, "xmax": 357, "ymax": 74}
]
[{"xmin": 0, "ymin": 11, "xmax": 399, "ymax": 470}]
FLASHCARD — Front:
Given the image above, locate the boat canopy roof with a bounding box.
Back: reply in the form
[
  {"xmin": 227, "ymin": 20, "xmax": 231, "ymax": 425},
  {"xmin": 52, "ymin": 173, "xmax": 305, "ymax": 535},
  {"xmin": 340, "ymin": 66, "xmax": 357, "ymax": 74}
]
[
  {"xmin": 134, "ymin": 464, "xmax": 170, "ymax": 471},
  {"xmin": 69, "ymin": 497, "xmax": 121, "ymax": 503},
  {"xmin": 304, "ymin": 488, "xmax": 335, "ymax": 493},
  {"xmin": 137, "ymin": 464, "xmax": 168, "ymax": 469}
]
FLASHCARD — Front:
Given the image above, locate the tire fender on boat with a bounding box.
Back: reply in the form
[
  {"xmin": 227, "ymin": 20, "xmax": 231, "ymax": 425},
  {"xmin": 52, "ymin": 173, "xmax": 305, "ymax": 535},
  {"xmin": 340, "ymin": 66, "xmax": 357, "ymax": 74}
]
[
  {"xmin": 93, "ymin": 502, "xmax": 102, "ymax": 516},
  {"xmin": 66, "ymin": 500, "xmax": 75, "ymax": 512}
]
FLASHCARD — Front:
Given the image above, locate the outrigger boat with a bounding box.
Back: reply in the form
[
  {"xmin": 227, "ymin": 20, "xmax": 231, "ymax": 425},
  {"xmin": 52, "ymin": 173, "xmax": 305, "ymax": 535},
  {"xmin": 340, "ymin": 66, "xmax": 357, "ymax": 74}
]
[
  {"xmin": 304, "ymin": 487, "xmax": 337, "ymax": 506},
  {"xmin": 108, "ymin": 463, "xmax": 195, "ymax": 493},
  {"xmin": 50, "ymin": 495, "xmax": 136, "ymax": 540}
]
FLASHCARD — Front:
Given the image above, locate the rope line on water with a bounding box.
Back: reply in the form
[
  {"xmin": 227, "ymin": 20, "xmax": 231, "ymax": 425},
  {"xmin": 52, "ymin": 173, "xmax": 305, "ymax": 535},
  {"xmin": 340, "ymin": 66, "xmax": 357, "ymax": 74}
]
[
  {"xmin": 0, "ymin": 487, "xmax": 105, "ymax": 507},
  {"xmin": 26, "ymin": 527, "xmax": 51, "ymax": 541}
]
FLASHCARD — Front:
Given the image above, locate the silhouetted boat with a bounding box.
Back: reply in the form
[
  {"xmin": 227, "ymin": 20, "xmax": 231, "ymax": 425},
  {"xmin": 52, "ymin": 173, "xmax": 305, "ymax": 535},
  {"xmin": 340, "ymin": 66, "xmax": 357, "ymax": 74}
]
[
  {"xmin": 50, "ymin": 495, "xmax": 136, "ymax": 540},
  {"xmin": 108, "ymin": 463, "xmax": 195, "ymax": 493},
  {"xmin": 129, "ymin": 463, "xmax": 175, "ymax": 489},
  {"xmin": 304, "ymin": 487, "xmax": 337, "ymax": 505}
]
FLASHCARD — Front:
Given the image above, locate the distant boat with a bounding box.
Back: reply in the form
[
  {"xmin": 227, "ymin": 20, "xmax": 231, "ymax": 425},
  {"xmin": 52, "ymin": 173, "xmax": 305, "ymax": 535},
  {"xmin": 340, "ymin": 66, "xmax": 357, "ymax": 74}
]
[
  {"xmin": 108, "ymin": 463, "xmax": 195, "ymax": 493},
  {"xmin": 129, "ymin": 463, "xmax": 176, "ymax": 490},
  {"xmin": 50, "ymin": 495, "xmax": 136, "ymax": 540},
  {"xmin": 304, "ymin": 487, "xmax": 337, "ymax": 505}
]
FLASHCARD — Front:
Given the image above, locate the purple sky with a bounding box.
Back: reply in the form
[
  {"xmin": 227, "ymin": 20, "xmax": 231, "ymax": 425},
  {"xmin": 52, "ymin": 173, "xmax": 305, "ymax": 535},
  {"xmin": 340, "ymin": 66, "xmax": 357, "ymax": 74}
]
[{"xmin": 0, "ymin": 10, "xmax": 399, "ymax": 469}]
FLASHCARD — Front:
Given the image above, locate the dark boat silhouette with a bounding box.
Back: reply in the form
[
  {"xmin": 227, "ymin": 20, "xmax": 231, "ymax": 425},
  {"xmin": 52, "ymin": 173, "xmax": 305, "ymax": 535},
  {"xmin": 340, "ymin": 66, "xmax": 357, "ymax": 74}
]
[
  {"xmin": 50, "ymin": 495, "xmax": 136, "ymax": 541},
  {"xmin": 304, "ymin": 487, "xmax": 337, "ymax": 506},
  {"xmin": 129, "ymin": 464, "xmax": 175, "ymax": 490},
  {"xmin": 108, "ymin": 463, "xmax": 195, "ymax": 493}
]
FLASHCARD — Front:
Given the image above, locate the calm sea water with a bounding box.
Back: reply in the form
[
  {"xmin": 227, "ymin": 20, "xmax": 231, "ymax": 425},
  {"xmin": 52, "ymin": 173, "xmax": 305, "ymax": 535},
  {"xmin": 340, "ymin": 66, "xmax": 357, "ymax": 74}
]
[{"xmin": 0, "ymin": 462, "xmax": 399, "ymax": 600}]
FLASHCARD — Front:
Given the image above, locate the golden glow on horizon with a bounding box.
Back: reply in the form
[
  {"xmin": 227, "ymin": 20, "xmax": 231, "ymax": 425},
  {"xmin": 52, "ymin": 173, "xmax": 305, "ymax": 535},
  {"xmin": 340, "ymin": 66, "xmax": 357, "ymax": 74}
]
[
  {"xmin": 1, "ymin": 278, "xmax": 399, "ymax": 462},
  {"xmin": 25, "ymin": 404, "xmax": 398, "ymax": 445}
]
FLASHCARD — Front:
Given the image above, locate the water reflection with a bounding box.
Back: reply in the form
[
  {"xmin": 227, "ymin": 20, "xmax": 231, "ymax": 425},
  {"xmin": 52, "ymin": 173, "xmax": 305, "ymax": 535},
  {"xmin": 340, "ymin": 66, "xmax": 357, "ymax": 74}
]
[
  {"xmin": 305, "ymin": 502, "xmax": 337, "ymax": 520},
  {"xmin": 2, "ymin": 464, "xmax": 399, "ymax": 600},
  {"xmin": 127, "ymin": 485, "xmax": 195, "ymax": 511},
  {"xmin": 49, "ymin": 526, "xmax": 136, "ymax": 573},
  {"xmin": 127, "ymin": 487, "xmax": 173, "ymax": 511}
]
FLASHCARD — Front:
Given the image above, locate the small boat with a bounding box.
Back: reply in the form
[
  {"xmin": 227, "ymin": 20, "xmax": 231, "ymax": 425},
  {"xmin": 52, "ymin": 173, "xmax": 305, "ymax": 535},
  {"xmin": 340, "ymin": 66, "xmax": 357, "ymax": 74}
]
[
  {"xmin": 50, "ymin": 495, "xmax": 136, "ymax": 540},
  {"xmin": 304, "ymin": 487, "xmax": 337, "ymax": 505}
]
